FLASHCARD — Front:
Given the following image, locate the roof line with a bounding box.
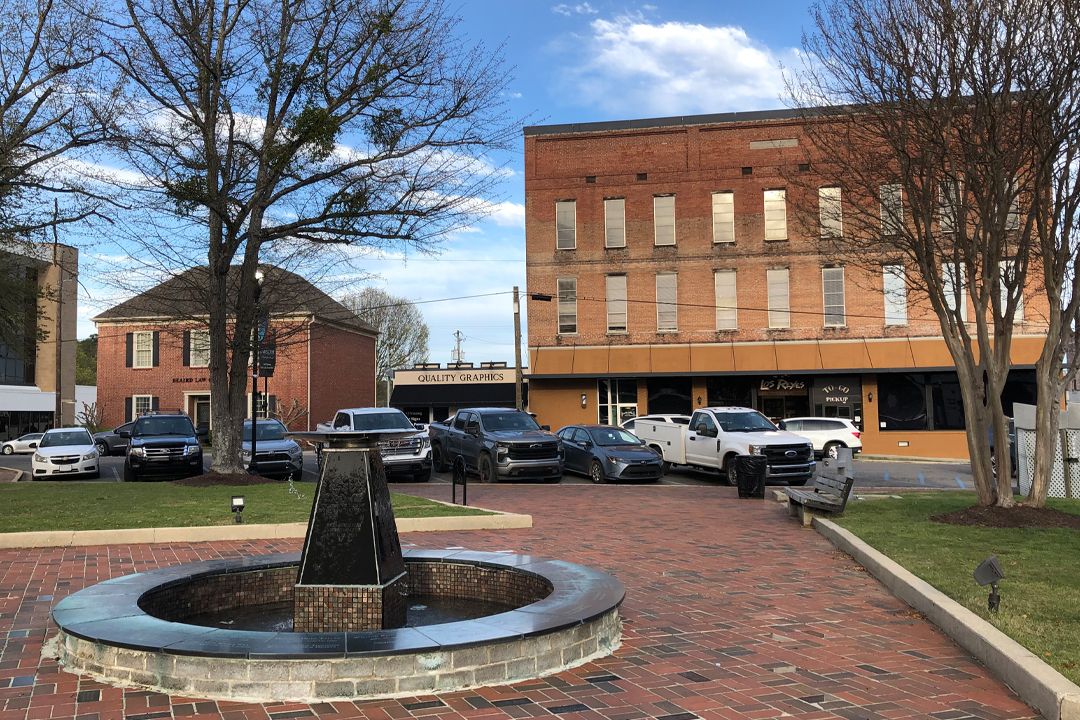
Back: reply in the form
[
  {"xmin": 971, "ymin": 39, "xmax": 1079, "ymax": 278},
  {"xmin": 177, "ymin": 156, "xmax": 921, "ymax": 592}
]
[{"xmin": 523, "ymin": 105, "xmax": 841, "ymax": 137}]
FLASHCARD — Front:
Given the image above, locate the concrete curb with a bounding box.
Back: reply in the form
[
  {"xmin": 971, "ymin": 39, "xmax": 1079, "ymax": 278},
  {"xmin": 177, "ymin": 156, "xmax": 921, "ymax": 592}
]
[
  {"xmin": 0, "ymin": 466, "xmax": 24, "ymax": 483},
  {"xmin": 0, "ymin": 508, "xmax": 532, "ymax": 549},
  {"xmin": 814, "ymin": 517, "xmax": 1080, "ymax": 720}
]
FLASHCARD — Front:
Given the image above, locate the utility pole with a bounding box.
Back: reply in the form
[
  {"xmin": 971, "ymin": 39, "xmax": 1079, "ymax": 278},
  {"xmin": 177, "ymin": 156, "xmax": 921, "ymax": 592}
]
[
  {"xmin": 513, "ymin": 286, "xmax": 522, "ymax": 411},
  {"xmin": 52, "ymin": 202, "xmax": 63, "ymax": 427},
  {"xmin": 451, "ymin": 330, "xmax": 464, "ymax": 364}
]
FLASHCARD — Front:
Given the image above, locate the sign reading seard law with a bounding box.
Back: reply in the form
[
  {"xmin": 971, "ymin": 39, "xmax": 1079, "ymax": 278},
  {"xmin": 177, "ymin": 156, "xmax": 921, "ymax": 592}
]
[{"xmin": 399, "ymin": 369, "xmax": 508, "ymax": 386}]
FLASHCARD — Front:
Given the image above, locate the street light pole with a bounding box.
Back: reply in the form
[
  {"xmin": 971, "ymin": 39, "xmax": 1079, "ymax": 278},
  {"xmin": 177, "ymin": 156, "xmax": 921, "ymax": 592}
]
[
  {"xmin": 513, "ymin": 286, "xmax": 522, "ymax": 411},
  {"xmin": 248, "ymin": 269, "xmax": 265, "ymax": 474}
]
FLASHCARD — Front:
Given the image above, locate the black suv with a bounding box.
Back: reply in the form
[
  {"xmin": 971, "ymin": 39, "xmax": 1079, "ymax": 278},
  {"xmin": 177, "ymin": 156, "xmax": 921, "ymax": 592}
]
[{"xmin": 121, "ymin": 411, "xmax": 205, "ymax": 481}]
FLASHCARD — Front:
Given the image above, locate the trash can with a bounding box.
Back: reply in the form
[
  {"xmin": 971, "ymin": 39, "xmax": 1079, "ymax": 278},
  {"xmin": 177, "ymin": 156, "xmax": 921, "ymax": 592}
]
[{"xmin": 735, "ymin": 455, "xmax": 767, "ymax": 499}]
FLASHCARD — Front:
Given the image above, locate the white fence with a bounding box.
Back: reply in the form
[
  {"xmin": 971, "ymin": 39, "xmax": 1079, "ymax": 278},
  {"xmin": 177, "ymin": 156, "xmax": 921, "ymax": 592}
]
[{"xmin": 1015, "ymin": 402, "xmax": 1080, "ymax": 499}]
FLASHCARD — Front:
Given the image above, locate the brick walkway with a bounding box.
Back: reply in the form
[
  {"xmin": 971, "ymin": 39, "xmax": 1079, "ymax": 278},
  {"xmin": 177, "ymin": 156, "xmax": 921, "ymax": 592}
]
[{"xmin": 0, "ymin": 485, "xmax": 1037, "ymax": 720}]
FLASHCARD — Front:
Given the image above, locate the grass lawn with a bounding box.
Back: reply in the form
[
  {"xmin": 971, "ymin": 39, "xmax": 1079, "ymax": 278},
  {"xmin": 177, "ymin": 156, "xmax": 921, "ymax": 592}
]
[
  {"xmin": 835, "ymin": 492, "xmax": 1080, "ymax": 685},
  {"xmin": 0, "ymin": 481, "xmax": 491, "ymax": 533}
]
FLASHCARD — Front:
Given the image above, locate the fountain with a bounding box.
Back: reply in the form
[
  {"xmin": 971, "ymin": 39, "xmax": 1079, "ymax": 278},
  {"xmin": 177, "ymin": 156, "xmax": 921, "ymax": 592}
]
[{"xmin": 50, "ymin": 432, "xmax": 623, "ymax": 702}]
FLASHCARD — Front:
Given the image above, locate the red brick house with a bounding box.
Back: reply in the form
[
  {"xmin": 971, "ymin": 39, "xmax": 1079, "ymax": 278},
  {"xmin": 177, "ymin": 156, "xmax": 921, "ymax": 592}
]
[{"xmin": 93, "ymin": 266, "xmax": 376, "ymax": 430}]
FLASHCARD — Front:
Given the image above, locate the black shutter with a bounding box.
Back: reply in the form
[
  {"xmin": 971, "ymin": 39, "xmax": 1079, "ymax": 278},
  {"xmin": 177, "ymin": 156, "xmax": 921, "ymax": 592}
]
[
  {"xmin": 151, "ymin": 396, "xmax": 160, "ymax": 411},
  {"xmin": 124, "ymin": 397, "xmax": 133, "ymax": 422},
  {"xmin": 269, "ymin": 395, "xmax": 277, "ymax": 414},
  {"xmin": 125, "ymin": 333, "xmax": 133, "ymax": 368},
  {"xmin": 182, "ymin": 330, "xmax": 191, "ymax": 367},
  {"xmin": 152, "ymin": 331, "xmax": 160, "ymax": 367}
]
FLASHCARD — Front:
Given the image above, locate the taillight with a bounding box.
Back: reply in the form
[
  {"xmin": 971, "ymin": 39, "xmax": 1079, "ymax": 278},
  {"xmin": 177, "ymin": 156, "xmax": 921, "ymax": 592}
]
[{"xmin": 852, "ymin": 430, "xmax": 861, "ymax": 439}]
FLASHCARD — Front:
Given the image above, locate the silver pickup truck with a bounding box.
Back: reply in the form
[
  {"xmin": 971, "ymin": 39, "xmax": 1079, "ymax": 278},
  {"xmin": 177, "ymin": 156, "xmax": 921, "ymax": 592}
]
[
  {"xmin": 428, "ymin": 407, "xmax": 563, "ymax": 483},
  {"xmin": 316, "ymin": 407, "xmax": 431, "ymax": 482}
]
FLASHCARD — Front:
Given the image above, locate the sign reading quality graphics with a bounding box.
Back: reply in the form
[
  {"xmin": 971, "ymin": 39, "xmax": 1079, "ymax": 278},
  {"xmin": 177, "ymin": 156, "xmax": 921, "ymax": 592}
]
[{"xmin": 408, "ymin": 370, "xmax": 507, "ymax": 385}]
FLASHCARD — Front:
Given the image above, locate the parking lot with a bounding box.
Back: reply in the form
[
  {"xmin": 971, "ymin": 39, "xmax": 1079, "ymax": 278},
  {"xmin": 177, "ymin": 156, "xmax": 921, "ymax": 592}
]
[{"xmin": 1, "ymin": 447, "xmax": 978, "ymax": 489}]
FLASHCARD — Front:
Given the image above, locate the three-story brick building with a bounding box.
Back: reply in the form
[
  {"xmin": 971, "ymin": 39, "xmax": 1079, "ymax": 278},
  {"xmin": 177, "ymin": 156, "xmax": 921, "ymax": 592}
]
[{"xmin": 523, "ymin": 109, "xmax": 1047, "ymax": 459}]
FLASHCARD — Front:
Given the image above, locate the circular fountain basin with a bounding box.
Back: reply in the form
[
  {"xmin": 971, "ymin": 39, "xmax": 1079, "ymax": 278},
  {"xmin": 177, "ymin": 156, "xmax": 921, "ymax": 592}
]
[{"xmin": 51, "ymin": 550, "xmax": 623, "ymax": 703}]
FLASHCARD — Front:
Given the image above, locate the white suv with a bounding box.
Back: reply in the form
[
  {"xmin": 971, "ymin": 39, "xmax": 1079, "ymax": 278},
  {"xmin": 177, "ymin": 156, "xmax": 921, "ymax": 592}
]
[{"xmin": 781, "ymin": 417, "xmax": 863, "ymax": 459}]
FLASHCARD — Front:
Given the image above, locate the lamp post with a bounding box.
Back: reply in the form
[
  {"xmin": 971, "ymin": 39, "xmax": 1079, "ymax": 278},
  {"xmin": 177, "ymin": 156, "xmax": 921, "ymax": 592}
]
[
  {"xmin": 248, "ymin": 269, "xmax": 265, "ymax": 474},
  {"xmin": 514, "ymin": 287, "xmax": 552, "ymax": 411}
]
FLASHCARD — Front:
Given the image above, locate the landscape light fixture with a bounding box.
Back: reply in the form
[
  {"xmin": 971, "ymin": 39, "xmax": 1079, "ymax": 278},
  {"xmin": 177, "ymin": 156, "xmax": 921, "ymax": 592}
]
[
  {"xmin": 232, "ymin": 495, "xmax": 245, "ymax": 524},
  {"xmin": 973, "ymin": 555, "xmax": 1004, "ymax": 612}
]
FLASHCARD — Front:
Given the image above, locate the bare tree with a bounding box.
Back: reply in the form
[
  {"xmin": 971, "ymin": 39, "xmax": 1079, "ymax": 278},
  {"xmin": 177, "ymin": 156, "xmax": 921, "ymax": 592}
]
[
  {"xmin": 102, "ymin": 0, "xmax": 515, "ymax": 472},
  {"xmin": 342, "ymin": 287, "xmax": 429, "ymax": 404},
  {"xmin": 788, "ymin": 0, "xmax": 1079, "ymax": 507}
]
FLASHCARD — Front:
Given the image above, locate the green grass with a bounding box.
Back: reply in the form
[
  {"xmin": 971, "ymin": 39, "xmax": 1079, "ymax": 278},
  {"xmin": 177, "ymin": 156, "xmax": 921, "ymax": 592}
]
[
  {"xmin": 835, "ymin": 492, "xmax": 1080, "ymax": 684},
  {"xmin": 0, "ymin": 482, "xmax": 491, "ymax": 533}
]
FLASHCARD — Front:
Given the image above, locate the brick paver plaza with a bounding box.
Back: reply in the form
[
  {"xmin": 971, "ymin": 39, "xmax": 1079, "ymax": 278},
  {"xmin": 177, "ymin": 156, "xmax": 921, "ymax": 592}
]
[{"xmin": 0, "ymin": 485, "xmax": 1037, "ymax": 719}]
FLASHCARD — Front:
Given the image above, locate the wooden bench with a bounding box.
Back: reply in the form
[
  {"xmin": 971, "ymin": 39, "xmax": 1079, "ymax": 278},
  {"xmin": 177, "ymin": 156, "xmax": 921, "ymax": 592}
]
[{"xmin": 783, "ymin": 448, "xmax": 855, "ymax": 527}]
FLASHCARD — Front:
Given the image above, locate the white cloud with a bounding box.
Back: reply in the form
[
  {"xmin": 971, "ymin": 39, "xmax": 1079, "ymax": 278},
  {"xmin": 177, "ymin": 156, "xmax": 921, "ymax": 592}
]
[
  {"xmin": 481, "ymin": 200, "xmax": 525, "ymax": 229},
  {"xmin": 553, "ymin": 3, "xmax": 598, "ymax": 16},
  {"xmin": 563, "ymin": 15, "xmax": 801, "ymax": 115}
]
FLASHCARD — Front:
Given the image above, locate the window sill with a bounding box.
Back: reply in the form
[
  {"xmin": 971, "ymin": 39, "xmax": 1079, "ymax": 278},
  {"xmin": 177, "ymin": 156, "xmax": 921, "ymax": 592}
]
[
  {"xmin": 823, "ymin": 325, "xmax": 847, "ymax": 330},
  {"xmin": 556, "ymin": 333, "xmax": 579, "ymax": 338},
  {"xmin": 656, "ymin": 330, "xmax": 679, "ymax": 335},
  {"xmin": 715, "ymin": 328, "xmax": 738, "ymax": 333},
  {"xmin": 606, "ymin": 331, "xmax": 629, "ymax": 335},
  {"xmin": 556, "ymin": 246, "xmax": 577, "ymax": 251},
  {"xmin": 764, "ymin": 237, "xmax": 789, "ymax": 242},
  {"xmin": 713, "ymin": 240, "xmax": 736, "ymax": 246},
  {"xmin": 131, "ymin": 366, "xmax": 155, "ymax": 370},
  {"xmin": 653, "ymin": 243, "xmax": 677, "ymax": 248},
  {"xmin": 605, "ymin": 244, "xmax": 627, "ymax": 250}
]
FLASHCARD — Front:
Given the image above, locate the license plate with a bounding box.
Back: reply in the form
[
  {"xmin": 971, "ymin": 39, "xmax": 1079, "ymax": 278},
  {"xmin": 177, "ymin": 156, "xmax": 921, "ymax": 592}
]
[{"xmin": 59, "ymin": 464, "xmax": 72, "ymax": 472}]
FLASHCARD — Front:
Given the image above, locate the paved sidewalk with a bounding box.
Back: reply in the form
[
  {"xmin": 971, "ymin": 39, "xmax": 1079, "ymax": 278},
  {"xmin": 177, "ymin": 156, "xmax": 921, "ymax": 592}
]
[{"xmin": 0, "ymin": 485, "xmax": 1037, "ymax": 720}]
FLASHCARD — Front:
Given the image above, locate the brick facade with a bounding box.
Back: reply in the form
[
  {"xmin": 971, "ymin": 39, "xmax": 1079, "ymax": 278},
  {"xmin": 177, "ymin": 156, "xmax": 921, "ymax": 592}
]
[{"xmin": 523, "ymin": 110, "xmax": 1049, "ymax": 459}]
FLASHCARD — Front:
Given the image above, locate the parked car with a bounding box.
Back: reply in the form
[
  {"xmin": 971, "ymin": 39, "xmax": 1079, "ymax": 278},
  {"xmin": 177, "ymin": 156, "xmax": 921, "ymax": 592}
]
[
  {"xmin": 241, "ymin": 419, "xmax": 303, "ymax": 478},
  {"xmin": 780, "ymin": 417, "xmax": 863, "ymax": 459},
  {"xmin": 621, "ymin": 415, "xmax": 691, "ymax": 434},
  {"xmin": 31, "ymin": 428, "xmax": 99, "ymax": 479},
  {"xmin": 1, "ymin": 432, "xmax": 44, "ymax": 455},
  {"xmin": 989, "ymin": 417, "xmax": 1018, "ymax": 479},
  {"xmin": 316, "ymin": 407, "xmax": 431, "ymax": 482},
  {"xmin": 122, "ymin": 411, "xmax": 204, "ymax": 481},
  {"xmin": 557, "ymin": 424, "xmax": 664, "ymax": 483},
  {"xmin": 93, "ymin": 422, "xmax": 134, "ymax": 456},
  {"xmin": 429, "ymin": 408, "xmax": 563, "ymax": 483}
]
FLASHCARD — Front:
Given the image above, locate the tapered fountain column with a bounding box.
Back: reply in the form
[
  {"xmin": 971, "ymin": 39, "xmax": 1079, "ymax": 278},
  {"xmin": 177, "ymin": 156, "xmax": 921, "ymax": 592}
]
[{"xmin": 286, "ymin": 430, "xmax": 411, "ymax": 631}]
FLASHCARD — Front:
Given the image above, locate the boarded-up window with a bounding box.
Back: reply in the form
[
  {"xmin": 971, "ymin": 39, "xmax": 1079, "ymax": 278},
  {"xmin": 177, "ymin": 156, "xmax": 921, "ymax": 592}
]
[
  {"xmin": 818, "ymin": 187, "xmax": 842, "ymax": 238},
  {"xmin": 604, "ymin": 198, "xmax": 625, "ymax": 248},
  {"xmin": 767, "ymin": 268, "xmax": 790, "ymax": 328},
  {"xmin": 712, "ymin": 192, "xmax": 735, "ymax": 243},
  {"xmin": 656, "ymin": 273, "xmax": 678, "ymax": 332},
  {"xmin": 557, "ymin": 277, "xmax": 577, "ymax": 334},
  {"xmin": 764, "ymin": 189, "xmax": 787, "ymax": 240},
  {"xmin": 714, "ymin": 270, "xmax": 737, "ymax": 330},
  {"xmin": 653, "ymin": 195, "xmax": 675, "ymax": 246},
  {"xmin": 606, "ymin": 275, "xmax": 628, "ymax": 332},
  {"xmin": 883, "ymin": 264, "xmax": 907, "ymax": 325},
  {"xmin": 822, "ymin": 266, "xmax": 846, "ymax": 327},
  {"xmin": 556, "ymin": 200, "xmax": 576, "ymax": 249},
  {"xmin": 880, "ymin": 184, "xmax": 903, "ymax": 236}
]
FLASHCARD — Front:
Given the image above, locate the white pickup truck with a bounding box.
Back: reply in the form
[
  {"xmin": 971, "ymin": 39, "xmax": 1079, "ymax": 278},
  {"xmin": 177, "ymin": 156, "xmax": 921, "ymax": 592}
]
[
  {"xmin": 315, "ymin": 407, "xmax": 432, "ymax": 482},
  {"xmin": 634, "ymin": 406, "xmax": 816, "ymax": 486}
]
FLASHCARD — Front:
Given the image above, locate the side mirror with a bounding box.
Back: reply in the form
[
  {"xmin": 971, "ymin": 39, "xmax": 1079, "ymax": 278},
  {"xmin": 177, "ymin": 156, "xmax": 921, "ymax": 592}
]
[
  {"xmin": 541, "ymin": 424, "xmax": 551, "ymax": 431},
  {"xmin": 778, "ymin": 421, "xmax": 787, "ymax": 430},
  {"xmin": 116, "ymin": 429, "xmax": 130, "ymax": 439},
  {"xmin": 695, "ymin": 423, "xmax": 708, "ymax": 435},
  {"xmin": 582, "ymin": 440, "xmax": 593, "ymax": 450}
]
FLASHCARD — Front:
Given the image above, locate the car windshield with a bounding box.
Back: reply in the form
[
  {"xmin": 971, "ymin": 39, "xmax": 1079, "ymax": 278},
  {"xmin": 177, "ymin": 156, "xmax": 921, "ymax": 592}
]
[
  {"xmin": 135, "ymin": 416, "xmax": 195, "ymax": 436},
  {"xmin": 352, "ymin": 412, "xmax": 415, "ymax": 431},
  {"xmin": 243, "ymin": 421, "xmax": 286, "ymax": 441},
  {"xmin": 589, "ymin": 428, "xmax": 643, "ymax": 446},
  {"xmin": 481, "ymin": 412, "xmax": 540, "ymax": 431},
  {"xmin": 40, "ymin": 430, "xmax": 92, "ymax": 447},
  {"xmin": 715, "ymin": 411, "xmax": 777, "ymax": 432}
]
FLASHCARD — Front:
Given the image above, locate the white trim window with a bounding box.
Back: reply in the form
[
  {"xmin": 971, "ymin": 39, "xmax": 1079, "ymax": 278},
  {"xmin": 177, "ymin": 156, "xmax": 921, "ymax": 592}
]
[
  {"xmin": 655, "ymin": 272, "xmax": 678, "ymax": 332},
  {"xmin": 714, "ymin": 270, "xmax": 737, "ymax": 330},
  {"xmin": 938, "ymin": 180, "xmax": 960, "ymax": 234},
  {"xmin": 883, "ymin": 264, "xmax": 907, "ymax": 326},
  {"xmin": 556, "ymin": 200, "xmax": 576, "ymax": 250},
  {"xmin": 942, "ymin": 262, "xmax": 969, "ymax": 321},
  {"xmin": 606, "ymin": 274, "xmax": 628, "ymax": 333},
  {"xmin": 880, "ymin": 184, "xmax": 903, "ymax": 236},
  {"xmin": 604, "ymin": 198, "xmax": 626, "ymax": 248},
  {"xmin": 1006, "ymin": 181, "xmax": 1021, "ymax": 231},
  {"xmin": 653, "ymin": 195, "xmax": 675, "ymax": 246},
  {"xmin": 822, "ymin": 267, "xmax": 846, "ymax": 327},
  {"xmin": 767, "ymin": 268, "xmax": 790, "ymax": 328},
  {"xmin": 189, "ymin": 329, "xmax": 210, "ymax": 367},
  {"xmin": 818, "ymin": 187, "xmax": 843, "ymax": 238},
  {"xmin": 1000, "ymin": 260, "xmax": 1024, "ymax": 322},
  {"xmin": 764, "ymin": 189, "xmax": 787, "ymax": 240},
  {"xmin": 133, "ymin": 331, "xmax": 154, "ymax": 368},
  {"xmin": 712, "ymin": 191, "xmax": 735, "ymax": 243},
  {"xmin": 557, "ymin": 277, "xmax": 578, "ymax": 334},
  {"xmin": 133, "ymin": 394, "xmax": 153, "ymax": 417}
]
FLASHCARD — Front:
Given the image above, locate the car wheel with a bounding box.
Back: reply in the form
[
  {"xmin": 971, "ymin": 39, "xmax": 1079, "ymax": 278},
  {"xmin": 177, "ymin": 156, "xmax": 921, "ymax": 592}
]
[
  {"xmin": 431, "ymin": 443, "xmax": 448, "ymax": 473},
  {"xmin": 478, "ymin": 454, "xmax": 495, "ymax": 484},
  {"xmin": 723, "ymin": 454, "xmax": 737, "ymax": 486},
  {"xmin": 589, "ymin": 460, "xmax": 605, "ymax": 484},
  {"xmin": 1, "ymin": 445, "xmax": 12, "ymax": 455},
  {"xmin": 96, "ymin": 441, "xmax": 109, "ymax": 456},
  {"xmin": 648, "ymin": 445, "xmax": 669, "ymax": 474},
  {"xmin": 824, "ymin": 442, "xmax": 843, "ymax": 460},
  {"xmin": 413, "ymin": 467, "xmax": 431, "ymax": 483}
]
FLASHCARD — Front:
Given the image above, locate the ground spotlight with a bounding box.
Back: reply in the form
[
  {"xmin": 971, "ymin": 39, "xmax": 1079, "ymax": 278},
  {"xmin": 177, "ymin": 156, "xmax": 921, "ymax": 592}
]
[
  {"xmin": 974, "ymin": 555, "xmax": 1004, "ymax": 612},
  {"xmin": 232, "ymin": 495, "xmax": 245, "ymax": 524}
]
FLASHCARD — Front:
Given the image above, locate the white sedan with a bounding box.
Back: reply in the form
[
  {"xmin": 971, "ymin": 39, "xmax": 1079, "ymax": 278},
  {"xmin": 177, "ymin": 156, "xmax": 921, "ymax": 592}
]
[
  {"xmin": 32, "ymin": 428, "xmax": 100, "ymax": 479},
  {"xmin": 1, "ymin": 433, "xmax": 44, "ymax": 455}
]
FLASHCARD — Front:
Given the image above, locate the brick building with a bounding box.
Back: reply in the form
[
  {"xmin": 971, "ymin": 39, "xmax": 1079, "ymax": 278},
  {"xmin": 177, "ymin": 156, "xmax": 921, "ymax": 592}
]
[
  {"xmin": 523, "ymin": 109, "xmax": 1048, "ymax": 459},
  {"xmin": 93, "ymin": 266, "xmax": 376, "ymax": 430}
]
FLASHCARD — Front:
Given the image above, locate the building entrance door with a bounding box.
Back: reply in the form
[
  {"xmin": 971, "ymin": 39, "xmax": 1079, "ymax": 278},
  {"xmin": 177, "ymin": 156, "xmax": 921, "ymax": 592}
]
[{"xmin": 189, "ymin": 395, "xmax": 211, "ymax": 432}]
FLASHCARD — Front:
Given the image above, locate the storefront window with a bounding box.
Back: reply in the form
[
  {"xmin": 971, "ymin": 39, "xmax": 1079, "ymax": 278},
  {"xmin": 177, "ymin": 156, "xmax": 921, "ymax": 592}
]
[
  {"xmin": 647, "ymin": 378, "xmax": 691, "ymax": 415},
  {"xmin": 878, "ymin": 374, "xmax": 929, "ymax": 430},
  {"xmin": 706, "ymin": 377, "xmax": 753, "ymax": 408},
  {"xmin": 598, "ymin": 378, "xmax": 637, "ymax": 425},
  {"xmin": 928, "ymin": 373, "xmax": 965, "ymax": 430}
]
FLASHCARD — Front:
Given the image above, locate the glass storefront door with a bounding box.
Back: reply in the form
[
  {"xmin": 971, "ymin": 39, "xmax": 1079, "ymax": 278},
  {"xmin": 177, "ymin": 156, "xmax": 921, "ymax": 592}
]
[{"xmin": 598, "ymin": 378, "xmax": 637, "ymax": 425}]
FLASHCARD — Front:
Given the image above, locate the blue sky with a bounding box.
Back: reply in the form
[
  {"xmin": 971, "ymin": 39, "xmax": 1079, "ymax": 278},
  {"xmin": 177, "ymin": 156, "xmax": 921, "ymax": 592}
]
[{"xmin": 75, "ymin": 0, "xmax": 816, "ymax": 365}]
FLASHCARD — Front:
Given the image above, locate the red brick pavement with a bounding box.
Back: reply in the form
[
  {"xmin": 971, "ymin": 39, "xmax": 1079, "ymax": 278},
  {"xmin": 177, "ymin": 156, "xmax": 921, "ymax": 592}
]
[{"xmin": 0, "ymin": 485, "xmax": 1038, "ymax": 720}]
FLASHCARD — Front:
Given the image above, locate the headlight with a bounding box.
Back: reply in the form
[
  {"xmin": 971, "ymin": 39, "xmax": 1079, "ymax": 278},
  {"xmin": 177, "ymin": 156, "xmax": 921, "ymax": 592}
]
[
  {"xmin": 289, "ymin": 445, "xmax": 302, "ymax": 458},
  {"xmin": 81, "ymin": 451, "xmax": 98, "ymax": 461},
  {"xmin": 33, "ymin": 453, "xmax": 45, "ymax": 463},
  {"xmin": 606, "ymin": 455, "xmax": 620, "ymax": 465},
  {"xmin": 748, "ymin": 444, "xmax": 765, "ymax": 455},
  {"xmin": 183, "ymin": 445, "xmax": 200, "ymax": 456},
  {"xmin": 130, "ymin": 447, "xmax": 146, "ymax": 457},
  {"xmin": 241, "ymin": 449, "xmax": 252, "ymax": 459}
]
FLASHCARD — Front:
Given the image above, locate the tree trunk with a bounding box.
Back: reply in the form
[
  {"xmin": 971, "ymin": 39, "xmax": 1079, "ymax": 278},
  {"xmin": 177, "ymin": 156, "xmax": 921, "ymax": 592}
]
[
  {"xmin": 208, "ymin": 260, "xmax": 247, "ymax": 474},
  {"xmin": 1027, "ymin": 356, "xmax": 1062, "ymax": 507}
]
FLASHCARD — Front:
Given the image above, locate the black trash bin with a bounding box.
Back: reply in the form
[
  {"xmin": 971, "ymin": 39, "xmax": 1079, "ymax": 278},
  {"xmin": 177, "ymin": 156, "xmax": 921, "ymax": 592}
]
[{"xmin": 735, "ymin": 455, "xmax": 767, "ymax": 498}]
